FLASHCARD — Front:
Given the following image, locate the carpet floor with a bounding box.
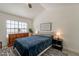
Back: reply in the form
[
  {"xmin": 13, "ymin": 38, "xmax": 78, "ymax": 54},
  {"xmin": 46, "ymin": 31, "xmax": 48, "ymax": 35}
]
[{"xmin": 0, "ymin": 47, "xmax": 67, "ymax": 56}]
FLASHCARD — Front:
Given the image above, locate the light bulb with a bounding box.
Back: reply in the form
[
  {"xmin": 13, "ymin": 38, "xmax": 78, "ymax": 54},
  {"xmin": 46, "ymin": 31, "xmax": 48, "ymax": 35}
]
[
  {"xmin": 56, "ymin": 31, "xmax": 61, "ymax": 36},
  {"xmin": 35, "ymin": 30, "xmax": 38, "ymax": 34}
]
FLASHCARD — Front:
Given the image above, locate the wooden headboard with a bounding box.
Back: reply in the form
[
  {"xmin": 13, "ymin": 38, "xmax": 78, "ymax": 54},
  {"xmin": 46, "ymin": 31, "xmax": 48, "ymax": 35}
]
[{"xmin": 8, "ymin": 33, "xmax": 29, "ymax": 47}]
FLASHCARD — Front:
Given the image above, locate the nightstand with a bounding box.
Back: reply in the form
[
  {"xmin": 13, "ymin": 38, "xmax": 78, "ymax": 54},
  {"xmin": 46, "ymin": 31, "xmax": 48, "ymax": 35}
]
[{"xmin": 52, "ymin": 38, "xmax": 63, "ymax": 51}]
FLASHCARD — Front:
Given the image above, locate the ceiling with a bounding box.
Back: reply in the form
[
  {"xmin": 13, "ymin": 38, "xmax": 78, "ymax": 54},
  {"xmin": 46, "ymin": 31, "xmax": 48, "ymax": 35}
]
[
  {"xmin": 41, "ymin": 3, "xmax": 79, "ymax": 9},
  {"xmin": 0, "ymin": 3, "xmax": 45, "ymax": 19},
  {"xmin": 0, "ymin": 3, "xmax": 76, "ymax": 20}
]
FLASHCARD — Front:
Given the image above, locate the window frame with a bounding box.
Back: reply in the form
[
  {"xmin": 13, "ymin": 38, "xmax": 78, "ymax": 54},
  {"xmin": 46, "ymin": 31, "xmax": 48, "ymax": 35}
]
[{"xmin": 6, "ymin": 20, "xmax": 28, "ymax": 37}]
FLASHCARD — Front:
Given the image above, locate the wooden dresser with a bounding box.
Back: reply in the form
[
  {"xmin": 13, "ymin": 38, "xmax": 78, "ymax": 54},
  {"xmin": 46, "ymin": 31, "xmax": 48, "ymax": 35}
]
[{"xmin": 8, "ymin": 33, "xmax": 29, "ymax": 47}]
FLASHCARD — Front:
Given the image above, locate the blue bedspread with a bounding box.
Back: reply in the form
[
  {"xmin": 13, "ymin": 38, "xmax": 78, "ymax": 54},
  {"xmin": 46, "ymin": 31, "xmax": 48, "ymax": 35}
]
[{"xmin": 13, "ymin": 35, "xmax": 52, "ymax": 56}]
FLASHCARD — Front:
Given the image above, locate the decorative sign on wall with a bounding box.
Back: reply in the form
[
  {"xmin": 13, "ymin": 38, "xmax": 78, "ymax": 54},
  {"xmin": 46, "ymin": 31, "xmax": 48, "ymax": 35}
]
[{"xmin": 40, "ymin": 23, "xmax": 52, "ymax": 31}]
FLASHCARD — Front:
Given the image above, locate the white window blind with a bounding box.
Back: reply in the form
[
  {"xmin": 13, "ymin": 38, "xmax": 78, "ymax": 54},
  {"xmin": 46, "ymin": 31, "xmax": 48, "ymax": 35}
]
[{"xmin": 6, "ymin": 20, "xmax": 28, "ymax": 37}]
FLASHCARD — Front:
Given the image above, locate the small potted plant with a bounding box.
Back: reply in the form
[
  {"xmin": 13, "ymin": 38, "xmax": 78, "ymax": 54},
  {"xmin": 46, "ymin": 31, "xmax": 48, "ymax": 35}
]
[{"xmin": 29, "ymin": 28, "xmax": 33, "ymax": 36}]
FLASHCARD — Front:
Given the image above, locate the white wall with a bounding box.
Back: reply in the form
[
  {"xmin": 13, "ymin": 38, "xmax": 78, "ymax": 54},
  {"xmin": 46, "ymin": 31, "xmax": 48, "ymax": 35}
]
[
  {"xmin": 0, "ymin": 12, "xmax": 33, "ymax": 47},
  {"xmin": 33, "ymin": 4, "xmax": 79, "ymax": 53}
]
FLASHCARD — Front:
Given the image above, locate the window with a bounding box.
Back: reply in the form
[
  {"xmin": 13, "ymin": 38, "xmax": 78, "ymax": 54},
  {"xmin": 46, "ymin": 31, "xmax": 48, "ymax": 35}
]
[{"xmin": 6, "ymin": 20, "xmax": 28, "ymax": 37}]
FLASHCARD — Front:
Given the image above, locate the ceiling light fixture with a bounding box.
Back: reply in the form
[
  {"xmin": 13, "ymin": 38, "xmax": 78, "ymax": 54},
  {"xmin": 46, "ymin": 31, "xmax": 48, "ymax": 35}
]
[{"xmin": 28, "ymin": 3, "xmax": 32, "ymax": 8}]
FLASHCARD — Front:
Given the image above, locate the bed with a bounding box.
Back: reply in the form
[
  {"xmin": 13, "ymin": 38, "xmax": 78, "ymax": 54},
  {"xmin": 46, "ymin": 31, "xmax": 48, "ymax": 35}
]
[{"xmin": 13, "ymin": 35, "xmax": 52, "ymax": 56}]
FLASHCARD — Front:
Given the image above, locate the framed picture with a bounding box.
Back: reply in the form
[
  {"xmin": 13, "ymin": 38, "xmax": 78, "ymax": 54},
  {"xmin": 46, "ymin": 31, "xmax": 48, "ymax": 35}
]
[{"xmin": 40, "ymin": 23, "xmax": 52, "ymax": 31}]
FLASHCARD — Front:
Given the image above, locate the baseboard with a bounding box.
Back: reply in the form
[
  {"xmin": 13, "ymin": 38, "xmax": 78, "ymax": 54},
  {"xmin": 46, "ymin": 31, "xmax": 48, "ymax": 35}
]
[{"xmin": 63, "ymin": 47, "xmax": 79, "ymax": 55}]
